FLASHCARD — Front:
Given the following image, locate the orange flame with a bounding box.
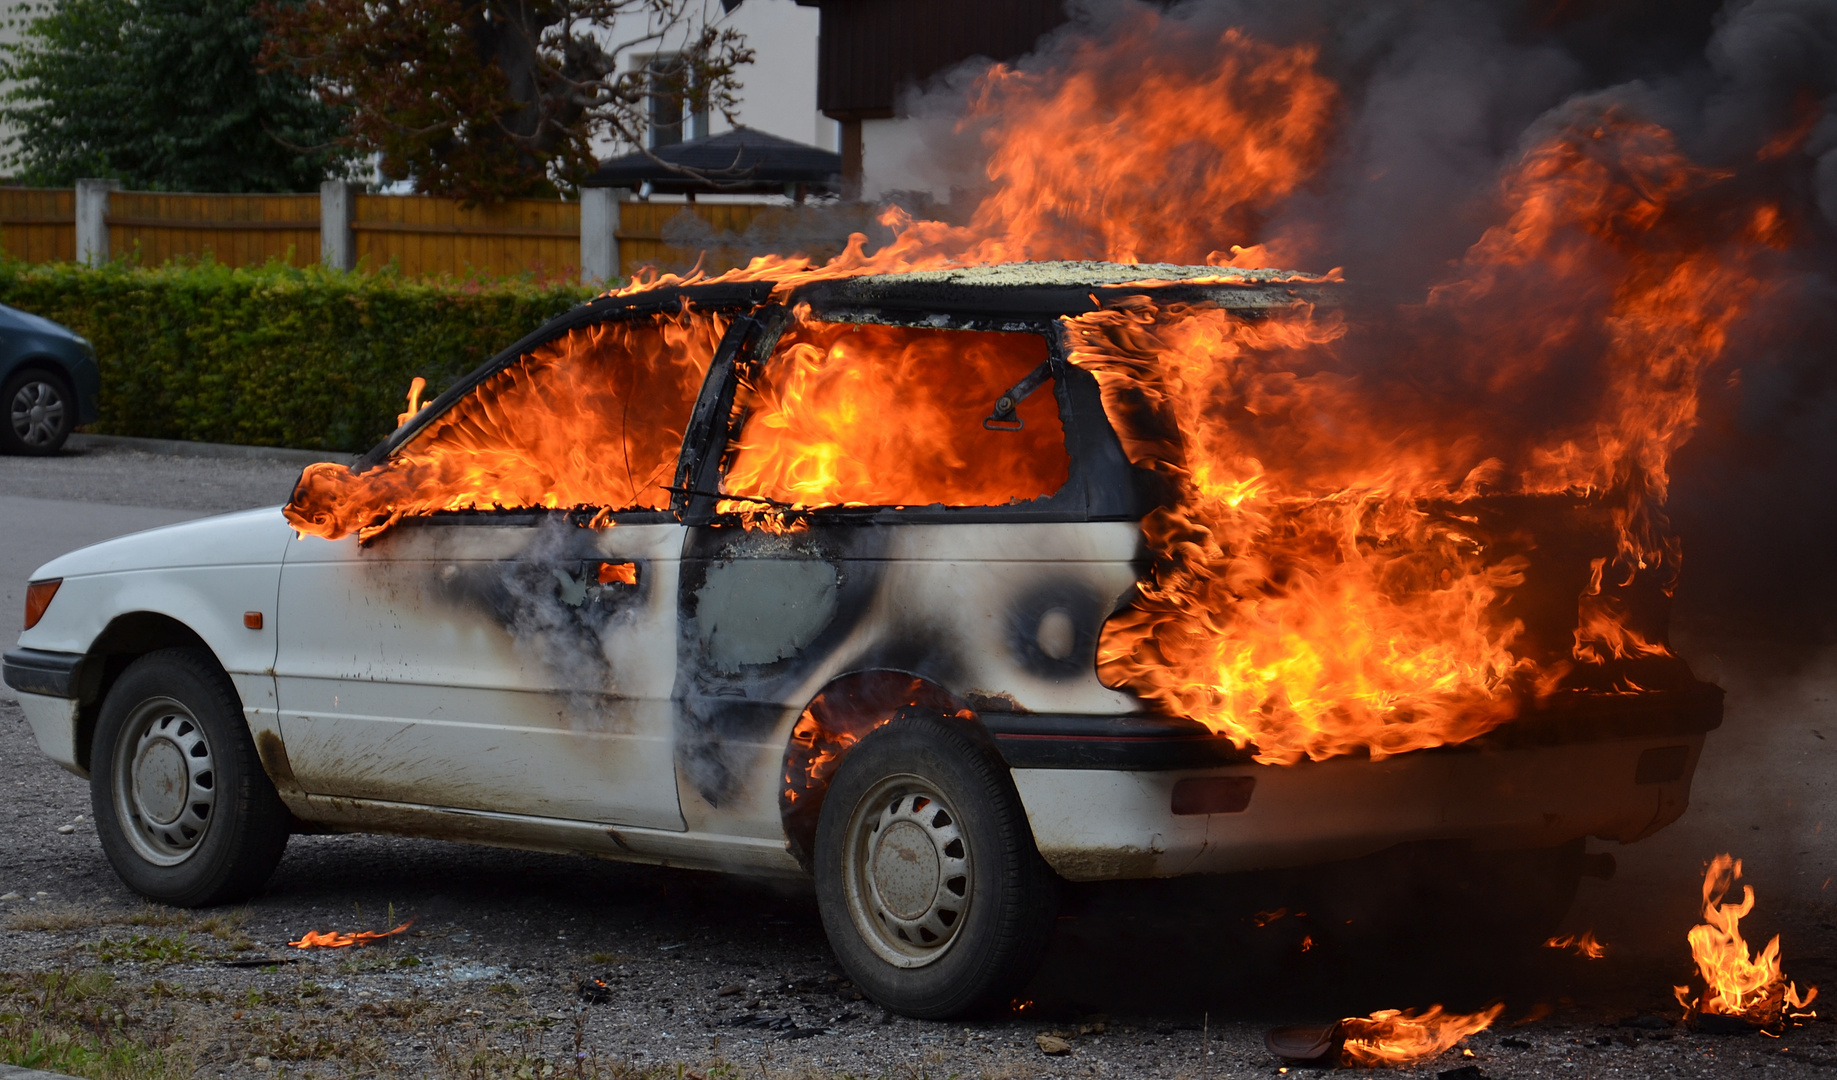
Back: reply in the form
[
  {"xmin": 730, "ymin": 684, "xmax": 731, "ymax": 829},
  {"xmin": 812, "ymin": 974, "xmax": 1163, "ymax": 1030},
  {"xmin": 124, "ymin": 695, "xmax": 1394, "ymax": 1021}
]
[
  {"xmin": 289, "ymin": 918, "xmax": 415, "ymax": 949},
  {"xmin": 1339, "ymin": 1004, "xmax": 1503, "ymax": 1067},
  {"xmin": 396, "ymin": 376, "xmax": 427, "ymax": 428},
  {"xmin": 722, "ymin": 315, "xmax": 1066, "ymax": 510},
  {"xmin": 278, "ymin": 26, "xmax": 1786, "ymax": 770},
  {"xmin": 597, "ymin": 561, "xmax": 638, "ymax": 586},
  {"xmin": 1675, "ymin": 854, "xmax": 1818, "ymax": 1027},
  {"xmin": 608, "ymin": 20, "xmax": 1335, "ymax": 296},
  {"xmin": 287, "ymin": 312, "xmax": 725, "ymax": 541},
  {"xmin": 1053, "ymin": 109, "xmax": 1777, "ymax": 763},
  {"xmin": 1545, "ymin": 930, "xmax": 1608, "ymax": 959}
]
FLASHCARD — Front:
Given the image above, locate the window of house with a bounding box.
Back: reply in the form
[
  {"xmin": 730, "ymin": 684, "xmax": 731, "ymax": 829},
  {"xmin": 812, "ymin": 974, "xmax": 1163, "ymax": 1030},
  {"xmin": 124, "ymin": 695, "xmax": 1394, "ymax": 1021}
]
[
  {"xmin": 645, "ymin": 54, "xmax": 708, "ymax": 148},
  {"xmin": 720, "ymin": 321, "xmax": 1070, "ymax": 510}
]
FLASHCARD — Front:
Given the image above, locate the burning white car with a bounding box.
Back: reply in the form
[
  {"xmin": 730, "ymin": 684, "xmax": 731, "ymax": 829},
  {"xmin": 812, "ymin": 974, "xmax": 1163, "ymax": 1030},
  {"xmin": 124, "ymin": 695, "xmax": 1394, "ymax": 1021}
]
[{"xmin": 7, "ymin": 262, "xmax": 1718, "ymax": 1018}]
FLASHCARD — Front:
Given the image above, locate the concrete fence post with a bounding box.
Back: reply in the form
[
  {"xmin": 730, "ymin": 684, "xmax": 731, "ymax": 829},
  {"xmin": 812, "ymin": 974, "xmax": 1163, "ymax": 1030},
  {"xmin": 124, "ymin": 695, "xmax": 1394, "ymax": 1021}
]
[
  {"xmin": 580, "ymin": 186, "xmax": 621, "ymax": 285},
  {"xmin": 320, "ymin": 180, "xmax": 355, "ymax": 270},
  {"xmin": 75, "ymin": 178, "xmax": 118, "ymax": 267}
]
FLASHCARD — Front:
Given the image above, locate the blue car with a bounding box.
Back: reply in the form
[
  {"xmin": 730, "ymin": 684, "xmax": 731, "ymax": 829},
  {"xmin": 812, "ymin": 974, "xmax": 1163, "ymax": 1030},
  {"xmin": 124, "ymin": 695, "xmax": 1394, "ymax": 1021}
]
[{"xmin": 0, "ymin": 303, "xmax": 100, "ymax": 454}]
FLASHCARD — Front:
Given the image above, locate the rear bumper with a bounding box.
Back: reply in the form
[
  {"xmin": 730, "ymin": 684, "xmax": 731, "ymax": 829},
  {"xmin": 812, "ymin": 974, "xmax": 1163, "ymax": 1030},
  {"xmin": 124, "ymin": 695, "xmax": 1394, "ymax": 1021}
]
[
  {"xmin": 1002, "ymin": 685, "xmax": 1720, "ymax": 881},
  {"xmin": 983, "ymin": 683, "xmax": 1722, "ymax": 769}
]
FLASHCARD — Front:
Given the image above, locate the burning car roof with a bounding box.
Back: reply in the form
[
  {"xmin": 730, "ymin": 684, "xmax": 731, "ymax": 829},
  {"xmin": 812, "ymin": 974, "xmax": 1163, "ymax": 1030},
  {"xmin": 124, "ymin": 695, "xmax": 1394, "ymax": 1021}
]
[
  {"xmin": 787, "ymin": 260, "xmax": 1334, "ymax": 323},
  {"xmin": 362, "ymin": 260, "xmax": 1335, "ymax": 467}
]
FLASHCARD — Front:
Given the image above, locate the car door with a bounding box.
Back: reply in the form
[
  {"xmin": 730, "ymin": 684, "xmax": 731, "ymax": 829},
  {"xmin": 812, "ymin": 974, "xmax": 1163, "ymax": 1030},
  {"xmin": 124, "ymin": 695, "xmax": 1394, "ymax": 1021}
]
[
  {"xmin": 668, "ymin": 309, "xmax": 1143, "ymax": 838},
  {"xmin": 271, "ymin": 308, "xmax": 731, "ymax": 830}
]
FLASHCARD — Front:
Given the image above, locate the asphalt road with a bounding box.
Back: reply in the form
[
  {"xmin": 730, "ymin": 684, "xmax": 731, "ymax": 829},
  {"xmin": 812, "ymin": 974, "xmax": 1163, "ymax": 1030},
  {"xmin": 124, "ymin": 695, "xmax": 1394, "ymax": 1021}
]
[{"xmin": 2, "ymin": 442, "xmax": 1834, "ymax": 1078}]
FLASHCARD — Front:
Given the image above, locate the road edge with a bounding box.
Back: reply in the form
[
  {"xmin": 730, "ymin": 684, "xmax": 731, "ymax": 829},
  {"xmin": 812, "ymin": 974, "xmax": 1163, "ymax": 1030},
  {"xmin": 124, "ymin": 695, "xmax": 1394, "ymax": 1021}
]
[
  {"xmin": 0, "ymin": 1065, "xmax": 82, "ymax": 1080},
  {"xmin": 67, "ymin": 433, "xmax": 356, "ymax": 467}
]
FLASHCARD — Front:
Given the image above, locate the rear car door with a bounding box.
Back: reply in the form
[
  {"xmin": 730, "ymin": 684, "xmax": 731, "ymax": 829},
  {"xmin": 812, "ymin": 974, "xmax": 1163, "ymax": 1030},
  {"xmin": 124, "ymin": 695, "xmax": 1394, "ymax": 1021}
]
[
  {"xmin": 669, "ymin": 308, "xmax": 1145, "ymax": 838},
  {"xmin": 272, "ymin": 308, "xmax": 728, "ymax": 829}
]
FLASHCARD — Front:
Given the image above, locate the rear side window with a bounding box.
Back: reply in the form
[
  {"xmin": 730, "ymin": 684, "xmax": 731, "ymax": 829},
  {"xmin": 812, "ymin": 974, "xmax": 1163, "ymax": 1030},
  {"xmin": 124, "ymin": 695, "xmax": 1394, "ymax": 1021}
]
[
  {"xmin": 285, "ymin": 311, "xmax": 726, "ymax": 540},
  {"xmin": 721, "ymin": 320, "xmax": 1069, "ymax": 509}
]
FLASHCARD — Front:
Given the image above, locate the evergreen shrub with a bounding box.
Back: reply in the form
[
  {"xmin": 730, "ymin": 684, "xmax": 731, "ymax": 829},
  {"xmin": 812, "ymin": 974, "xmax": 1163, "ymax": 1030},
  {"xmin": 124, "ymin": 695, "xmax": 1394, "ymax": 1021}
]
[{"xmin": 0, "ymin": 258, "xmax": 594, "ymax": 452}]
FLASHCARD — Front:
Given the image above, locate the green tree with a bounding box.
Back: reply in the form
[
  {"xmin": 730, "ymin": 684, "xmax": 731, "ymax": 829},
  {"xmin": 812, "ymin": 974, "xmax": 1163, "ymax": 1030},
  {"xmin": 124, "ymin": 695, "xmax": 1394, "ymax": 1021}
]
[
  {"xmin": 0, "ymin": 0, "xmax": 353, "ymax": 191},
  {"xmin": 258, "ymin": 0, "xmax": 753, "ymax": 202}
]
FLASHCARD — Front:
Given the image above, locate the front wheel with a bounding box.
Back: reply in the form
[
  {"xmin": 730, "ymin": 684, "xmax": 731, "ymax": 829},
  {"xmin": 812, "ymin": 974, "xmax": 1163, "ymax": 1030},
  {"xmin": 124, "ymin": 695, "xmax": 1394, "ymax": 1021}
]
[
  {"xmin": 90, "ymin": 648, "xmax": 291, "ymax": 906},
  {"xmin": 813, "ymin": 714, "xmax": 1057, "ymax": 1019},
  {"xmin": 2, "ymin": 368, "xmax": 76, "ymax": 455}
]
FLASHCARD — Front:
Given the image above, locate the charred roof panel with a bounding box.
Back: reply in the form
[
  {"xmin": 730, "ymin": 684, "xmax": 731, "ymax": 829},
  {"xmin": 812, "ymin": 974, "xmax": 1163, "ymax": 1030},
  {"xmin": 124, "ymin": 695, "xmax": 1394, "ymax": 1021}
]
[{"xmin": 789, "ymin": 262, "xmax": 1336, "ymax": 322}]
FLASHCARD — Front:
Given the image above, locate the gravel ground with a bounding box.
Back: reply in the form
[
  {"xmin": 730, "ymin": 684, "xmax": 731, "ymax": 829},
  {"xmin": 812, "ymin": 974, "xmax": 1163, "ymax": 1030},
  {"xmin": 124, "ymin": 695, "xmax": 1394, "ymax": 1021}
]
[{"xmin": 2, "ymin": 444, "xmax": 1834, "ymax": 1079}]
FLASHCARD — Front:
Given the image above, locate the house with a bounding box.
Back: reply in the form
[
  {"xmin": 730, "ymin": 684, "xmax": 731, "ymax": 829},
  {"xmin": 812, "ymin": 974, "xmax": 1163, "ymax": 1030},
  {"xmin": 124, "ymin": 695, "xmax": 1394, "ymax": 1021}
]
[{"xmin": 793, "ymin": 0, "xmax": 1068, "ymax": 197}]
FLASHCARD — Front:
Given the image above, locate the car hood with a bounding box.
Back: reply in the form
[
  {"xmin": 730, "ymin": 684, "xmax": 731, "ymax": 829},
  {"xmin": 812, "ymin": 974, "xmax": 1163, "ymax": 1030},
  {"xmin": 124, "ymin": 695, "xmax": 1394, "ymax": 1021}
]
[
  {"xmin": 0, "ymin": 303, "xmax": 85, "ymax": 344},
  {"xmin": 30, "ymin": 506, "xmax": 295, "ymax": 581}
]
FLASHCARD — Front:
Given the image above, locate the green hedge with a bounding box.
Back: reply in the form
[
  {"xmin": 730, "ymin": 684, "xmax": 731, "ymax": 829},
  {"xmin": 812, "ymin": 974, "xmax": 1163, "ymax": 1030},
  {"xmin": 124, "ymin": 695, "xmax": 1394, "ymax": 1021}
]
[{"xmin": 0, "ymin": 259, "xmax": 596, "ymax": 452}]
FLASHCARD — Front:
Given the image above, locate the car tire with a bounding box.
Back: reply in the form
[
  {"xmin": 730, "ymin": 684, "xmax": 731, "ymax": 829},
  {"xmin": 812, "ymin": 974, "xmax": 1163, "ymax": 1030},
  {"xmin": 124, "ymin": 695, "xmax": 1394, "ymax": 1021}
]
[
  {"xmin": 90, "ymin": 648, "xmax": 291, "ymax": 906},
  {"xmin": 813, "ymin": 712, "xmax": 1057, "ymax": 1019},
  {"xmin": 1, "ymin": 367, "xmax": 76, "ymax": 455}
]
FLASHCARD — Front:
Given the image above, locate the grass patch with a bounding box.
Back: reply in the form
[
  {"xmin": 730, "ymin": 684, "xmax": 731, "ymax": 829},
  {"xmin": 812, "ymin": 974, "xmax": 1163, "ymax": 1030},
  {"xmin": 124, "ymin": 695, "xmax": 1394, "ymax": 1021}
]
[
  {"xmin": 6, "ymin": 904, "xmax": 103, "ymax": 932},
  {"xmin": 7, "ymin": 903, "xmax": 192, "ymax": 934},
  {"xmin": 1, "ymin": 965, "xmax": 905, "ymax": 1080},
  {"xmin": 0, "ymin": 970, "xmax": 189, "ymax": 1080},
  {"xmin": 88, "ymin": 936, "xmax": 200, "ymax": 966}
]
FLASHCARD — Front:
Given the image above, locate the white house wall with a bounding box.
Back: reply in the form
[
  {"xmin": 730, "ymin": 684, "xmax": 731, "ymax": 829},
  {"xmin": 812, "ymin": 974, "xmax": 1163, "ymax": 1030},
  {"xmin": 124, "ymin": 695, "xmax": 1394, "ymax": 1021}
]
[{"xmin": 586, "ymin": 0, "xmax": 827, "ymax": 167}]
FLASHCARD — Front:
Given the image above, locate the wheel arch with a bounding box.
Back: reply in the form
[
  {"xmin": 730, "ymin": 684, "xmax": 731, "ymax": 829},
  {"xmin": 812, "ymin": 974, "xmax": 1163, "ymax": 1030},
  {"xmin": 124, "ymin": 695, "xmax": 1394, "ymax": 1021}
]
[
  {"xmin": 2, "ymin": 354, "xmax": 77, "ymax": 387},
  {"xmin": 778, "ymin": 669, "xmax": 1004, "ymax": 873},
  {"xmin": 75, "ymin": 612, "xmax": 214, "ymax": 773}
]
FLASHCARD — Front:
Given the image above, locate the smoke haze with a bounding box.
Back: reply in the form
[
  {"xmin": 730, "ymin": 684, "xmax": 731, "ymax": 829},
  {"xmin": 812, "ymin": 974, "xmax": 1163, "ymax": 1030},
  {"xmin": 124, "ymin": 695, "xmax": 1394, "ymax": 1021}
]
[{"xmin": 842, "ymin": 0, "xmax": 1837, "ymax": 659}]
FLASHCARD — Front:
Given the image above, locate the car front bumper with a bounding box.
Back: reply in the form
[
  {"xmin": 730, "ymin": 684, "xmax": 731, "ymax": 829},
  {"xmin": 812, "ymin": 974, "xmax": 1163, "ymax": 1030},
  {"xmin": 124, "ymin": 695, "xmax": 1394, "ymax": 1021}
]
[{"xmin": 11, "ymin": 690, "xmax": 85, "ymax": 777}]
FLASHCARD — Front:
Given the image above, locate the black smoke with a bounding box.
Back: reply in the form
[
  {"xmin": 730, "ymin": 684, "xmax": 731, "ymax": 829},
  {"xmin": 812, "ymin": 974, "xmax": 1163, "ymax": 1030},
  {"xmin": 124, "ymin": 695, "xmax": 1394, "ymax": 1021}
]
[{"xmin": 901, "ymin": 0, "xmax": 1837, "ymax": 662}]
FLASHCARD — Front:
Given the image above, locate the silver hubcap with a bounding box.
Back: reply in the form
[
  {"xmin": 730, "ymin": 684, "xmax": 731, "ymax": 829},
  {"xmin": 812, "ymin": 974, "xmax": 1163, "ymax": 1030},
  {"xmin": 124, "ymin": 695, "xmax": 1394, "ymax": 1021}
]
[
  {"xmin": 9, "ymin": 380, "xmax": 66, "ymax": 446},
  {"xmin": 113, "ymin": 698, "xmax": 216, "ymax": 865},
  {"xmin": 843, "ymin": 775, "xmax": 972, "ymax": 968}
]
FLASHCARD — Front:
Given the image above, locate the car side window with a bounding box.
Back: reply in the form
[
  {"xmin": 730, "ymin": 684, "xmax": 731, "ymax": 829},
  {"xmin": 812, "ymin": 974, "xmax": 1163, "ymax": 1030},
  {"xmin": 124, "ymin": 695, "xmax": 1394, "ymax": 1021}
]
[
  {"xmin": 284, "ymin": 310, "xmax": 727, "ymax": 540},
  {"xmin": 719, "ymin": 320, "xmax": 1070, "ymax": 510}
]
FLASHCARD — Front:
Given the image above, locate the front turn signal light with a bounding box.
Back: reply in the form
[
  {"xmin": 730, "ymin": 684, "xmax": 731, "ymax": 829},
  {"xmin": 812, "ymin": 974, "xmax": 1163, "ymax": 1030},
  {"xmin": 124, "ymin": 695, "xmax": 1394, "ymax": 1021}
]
[{"xmin": 24, "ymin": 578, "xmax": 62, "ymax": 630}]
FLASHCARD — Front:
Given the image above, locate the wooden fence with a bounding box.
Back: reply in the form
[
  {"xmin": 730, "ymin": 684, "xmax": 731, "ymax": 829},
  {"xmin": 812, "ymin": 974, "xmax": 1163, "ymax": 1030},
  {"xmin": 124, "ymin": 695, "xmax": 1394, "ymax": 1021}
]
[
  {"xmin": 352, "ymin": 194, "xmax": 580, "ymax": 278},
  {"xmin": 0, "ymin": 187, "xmax": 75, "ymax": 263},
  {"xmin": 0, "ymin": 186, "xmax": 772, "ymax": 281},
  {"xmin": 111, "ymin": 190, "xmax": 321, "ymax": 268}
]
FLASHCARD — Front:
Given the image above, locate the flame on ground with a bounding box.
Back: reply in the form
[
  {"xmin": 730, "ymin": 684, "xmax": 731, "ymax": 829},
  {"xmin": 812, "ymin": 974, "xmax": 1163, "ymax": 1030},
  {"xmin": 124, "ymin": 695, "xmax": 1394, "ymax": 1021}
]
[
  {"xmin": 1545, "ymin": 931, "xmax": 1609, "ymax": 959},
  {"xmin": 1675, "ymin": 854, "xmax": 1818, "ymax": 1028},
  {"xmin": 1339, "ymin": 1004, "xmax": 1503, "ymax": 1067},
  {"xmin": 289, "ymin": 918, "xmax": 415, "ymax": 949}
]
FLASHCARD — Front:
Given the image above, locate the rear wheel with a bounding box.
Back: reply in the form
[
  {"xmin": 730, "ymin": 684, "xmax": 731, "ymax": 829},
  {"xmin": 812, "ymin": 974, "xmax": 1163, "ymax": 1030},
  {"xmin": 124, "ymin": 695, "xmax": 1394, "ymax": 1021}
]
[
  {"xmin": 90, "ymin": 649, "xmax": 291, "ymax": 906},
  {"xmin": 1, "ymin": 367, "xmax": 76, "ymax": 454},
  {"xmin": 814, "ymin": 714, "xmax": 1057, "ymax": 1019}
]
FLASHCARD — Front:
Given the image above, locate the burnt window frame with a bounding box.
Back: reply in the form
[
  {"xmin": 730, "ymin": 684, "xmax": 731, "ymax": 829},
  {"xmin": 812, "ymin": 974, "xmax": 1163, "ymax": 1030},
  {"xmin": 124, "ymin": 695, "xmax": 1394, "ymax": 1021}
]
[
  {"xmin": 346, "ymin": 282, "xmax": 776, "ymax": 530},
  {"xmin": 680, "ymin": 301, "xmax": 1142, "ymax": 527}
]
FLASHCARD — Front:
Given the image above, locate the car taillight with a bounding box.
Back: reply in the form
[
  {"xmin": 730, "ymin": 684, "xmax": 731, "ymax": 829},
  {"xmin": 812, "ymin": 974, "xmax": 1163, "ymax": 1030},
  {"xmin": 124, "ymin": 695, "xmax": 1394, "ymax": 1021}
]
[{"xmin": 24, "ymin": 579, "xmax": 61, "ymax": 630}]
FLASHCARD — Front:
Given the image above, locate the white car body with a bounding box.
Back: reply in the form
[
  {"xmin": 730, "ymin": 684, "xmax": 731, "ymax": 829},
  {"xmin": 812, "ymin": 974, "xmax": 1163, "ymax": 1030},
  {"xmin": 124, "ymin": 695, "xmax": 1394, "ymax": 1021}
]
[
  {"xmin": 13, "ymin": 507, "xmax": 1707, "ymax": 882},
  {"xmin": 8, "ymin": 264, "xmax": 1719, "ymax": 888}
]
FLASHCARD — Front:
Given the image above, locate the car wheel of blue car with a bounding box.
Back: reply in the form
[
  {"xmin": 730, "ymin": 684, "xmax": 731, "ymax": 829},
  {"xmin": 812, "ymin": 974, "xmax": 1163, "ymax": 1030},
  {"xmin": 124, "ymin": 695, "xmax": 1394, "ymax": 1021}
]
[{"xmin": 2, "ymin": 367, "xmax": 76, "ymax": 454}]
